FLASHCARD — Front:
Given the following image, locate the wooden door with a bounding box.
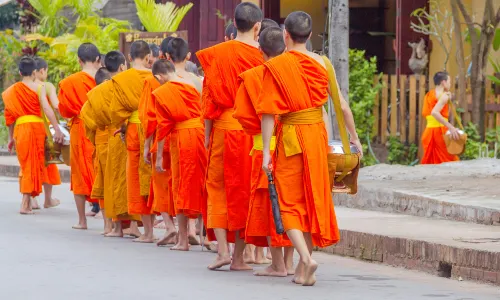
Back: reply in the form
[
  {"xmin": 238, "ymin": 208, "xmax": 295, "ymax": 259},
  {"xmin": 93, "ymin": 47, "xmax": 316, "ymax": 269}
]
[{"xmin": 199, "ymin": 0, "xmax": 241, "ymax": 50}]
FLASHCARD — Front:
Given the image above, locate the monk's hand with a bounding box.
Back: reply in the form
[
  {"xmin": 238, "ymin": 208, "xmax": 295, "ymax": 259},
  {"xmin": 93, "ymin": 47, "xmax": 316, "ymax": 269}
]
[
  {"xmin": 448, "ymin": 126, "xmax": 460, "ymax": 140},
  {"xmin": 7, "ymin": 138, "xmax": 15, "ymax": 154},
  {"xmin": 155, "ymin": 156, "xmax": 165, "ymax": 173},
  {"xmin": 262, "ymin": 151, "xmax": 271, "ymax": 174},
  {"xmin": 113, "ymin": 124, "xmax": 127, "ymax": 142},
  {"xmin": 351, "ymin": 138, "xmax": 364, "ymax": 159},
  {"xmin": 144, "ymin": 146, "xmax": 151, "ymax": 165},
  {"xmin": 53, "ymin": 128, "xmax": 65, "ymax": 144}
]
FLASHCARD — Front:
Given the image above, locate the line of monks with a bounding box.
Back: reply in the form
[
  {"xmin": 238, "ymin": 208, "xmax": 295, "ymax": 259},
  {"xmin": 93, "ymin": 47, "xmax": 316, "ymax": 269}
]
[{"xmin": 2, "ymin": 4, "xmax": 364, "ymax": 286}]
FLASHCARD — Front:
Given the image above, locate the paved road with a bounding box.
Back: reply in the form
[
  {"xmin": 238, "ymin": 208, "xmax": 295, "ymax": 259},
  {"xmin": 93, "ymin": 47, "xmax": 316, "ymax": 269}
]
[{"xmin": 0, "ymin": 177, "xmax": 498, "ymax": 300}]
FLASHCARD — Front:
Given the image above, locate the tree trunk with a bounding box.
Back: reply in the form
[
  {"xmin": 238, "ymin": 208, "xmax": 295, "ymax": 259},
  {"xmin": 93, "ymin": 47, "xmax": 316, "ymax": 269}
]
[
  {"xmin": 450, "ymin": 0, "xmax": 467, "ymax": 123},
  {"xmin": 328, "ymin": 0, "xmax": 349, "ymax": 139}
]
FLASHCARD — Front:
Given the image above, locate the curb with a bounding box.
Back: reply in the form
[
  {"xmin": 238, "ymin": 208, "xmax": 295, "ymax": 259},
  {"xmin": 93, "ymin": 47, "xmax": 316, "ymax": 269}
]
[
  {"xmin": 335, "ymin": 185, "xmax": 500, "ymax": 226},
  {"xmin": 0, "ymin": 164, "xmax": 70, "ymax": 183},
  {"xmin": 317, "ymin": 229, "xmax": 500, "ymax": 286}
]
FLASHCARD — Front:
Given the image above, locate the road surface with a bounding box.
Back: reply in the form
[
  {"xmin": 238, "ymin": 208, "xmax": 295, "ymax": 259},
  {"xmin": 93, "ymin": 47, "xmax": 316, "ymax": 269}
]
[{"xmin": 0, "ymin": 177, "xmax": 498, "ymax": 300}]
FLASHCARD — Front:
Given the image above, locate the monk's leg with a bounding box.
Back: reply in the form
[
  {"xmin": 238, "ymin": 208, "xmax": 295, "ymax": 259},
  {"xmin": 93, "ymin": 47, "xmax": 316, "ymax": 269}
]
[
  {"xmin": 266, "ymin": 247, "xmax": 272, "ymax": 260},
  {"xmin": 230, "ymin": 231, "xmax": 253, "ymax": 271},
  {"xmin": 20, "ymin": 193, "xmax": 34, "ymax": 215},
  {"xmin": 208, "ymin": 229, "xmax": 231, "ymax": 270},
  {"xmin": 31, "ymin": 197, "xmax": 40, "ymax": 210},
  {"xmin": 42, "ymin": 184, "xmax": 60, "ymax": 208},
  {"xmin": 244, "ymin": 244, "xmax": 256, "ymax": 264},
  {"xmin": 188, "ymin": 219, "xmax": 200, "ymax": 245},
  {"xmin": 157, "ymin": 212, "xmax": 177, "ymax": 246},
  {"xmin": 72, "ymin": 194, "xmax": 87, "ymax": 230},
  {"xmin": 284, "ymin": 247, "xmax": 295, "ymax": 275},
  {"xmin": 171, "ymin": 214, "xmax": 189, "ymax": 251},
  {"xmin": 134, "ymin": 215, "xmax": 155, "ymax": 243},
  {"xmin": 286, "ymin": 229, "xmax": 318, "ymax": 286},
  {"xmin": 125, "ymin": 221, "xmax": 142, "ymax": 238},
  {"xmin": 255, "ymin": 246, "xmax": 271, "ymax": 264},
  {"xmin": 101, "ymin": 209, "xmax": 112, "ymax": 235},
  {"xmin": 254, "ymin": 238, "xmax": 287, "ymax": 277},
  {"xmin": 105, "ymin": 220, "xmax": 124, "ymax": 237}
]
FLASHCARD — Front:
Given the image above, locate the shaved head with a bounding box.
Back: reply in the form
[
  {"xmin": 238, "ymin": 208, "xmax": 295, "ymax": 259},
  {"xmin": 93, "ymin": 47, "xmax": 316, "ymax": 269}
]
[
  {"xmin": 284, "ymin": 11, "xmax": 312, "ymax": 44},
  {"xmin": 152, "ymin": 59, "xmax": 175, "ymax": 76},
  {"xmin": 259, "ymin": 27, "xmax": 285, "ymax": 58},
  {"xmin": 95, "ymin": 67, "xmax": 111, "ymax": 85},
  {"xmin": 259, "ymin": 18, "xmax": 279, "ymax": 36},
  {"xmin": 225, "ymin": 23, "xmax": 237, "ymax": 39},
  {"xmin": 234, "ymin": 2, "xmax": 263, "ymax": 33}
]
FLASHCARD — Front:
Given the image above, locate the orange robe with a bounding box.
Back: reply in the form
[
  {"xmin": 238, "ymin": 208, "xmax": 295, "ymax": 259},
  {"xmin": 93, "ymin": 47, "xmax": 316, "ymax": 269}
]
[
  {"xmin": 154, "ymin": 81, "xmax": 206, "ymax": 218},
  {"xmin": 109, "ymin": 68, "xmax": 152, "ymax": 216},
  {"xmin": 58, "ymin": 72, "xmax": 96, "ymax": 202},
  {"xmin": 196, "ymin": 40, "xmax": 263, "ymax": 239},
  {"xmin": 234, "ymin": 65, "xmax": 291, "ymax": 248},
  {"xmin": 255, "ymin": 51, "xmax": 340, "ymax": 248},
  {"xmin": 3, "ymin": 82, "xmax": 51, "ymax": 196},
  {"xmin": 138, "ymin": 75, "xmax": 174, "ymax": 216},
  {"xmin": 81, "ymin": 81, "xmax": 136, "ymax": 221},
  {"xmin": 421, "ymin": 89, "xmax": 459, "ymax": 164}
]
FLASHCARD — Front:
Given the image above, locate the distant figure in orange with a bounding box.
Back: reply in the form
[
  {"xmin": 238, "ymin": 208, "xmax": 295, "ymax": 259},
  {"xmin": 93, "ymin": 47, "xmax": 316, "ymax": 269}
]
[{"xmin": 421, "ymin": 71, "xmax": 460, "ymax": 164}]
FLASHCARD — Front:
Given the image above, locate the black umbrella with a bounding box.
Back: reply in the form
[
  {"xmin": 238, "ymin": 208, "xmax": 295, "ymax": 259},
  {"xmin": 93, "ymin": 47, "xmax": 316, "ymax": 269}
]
[{"xmin": 267, "ymin": 172, "xmax": 284, "ymax": 235}]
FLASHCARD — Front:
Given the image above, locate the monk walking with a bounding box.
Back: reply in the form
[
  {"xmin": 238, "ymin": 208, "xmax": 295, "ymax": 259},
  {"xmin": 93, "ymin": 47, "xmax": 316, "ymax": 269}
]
[
  {"xmin": 421, "ymin": 71, "xmax": 460, "ymax": 164},
  {"xmin": 234, "ymin": 26, "xmax": 295, "ymax": 277},
  {"xmin": 259, "ymin": 12, "xmax": 362, "ymax": 286},
  {"xmin": 58, "ymin": 43, "xmax": 100, "ymax": 229},
  {"xmin": 3, "ymin": 56, "xmax": 64, "ymax": 214},
  {"xmin": 153, "ymin": 44, "xmax": 207, "ymax": 251},
  {"xmin": 109, "ymin": 41, "xmax": 154, "ymax": 243},
  {"xmin": 196, "ymin": 2, "xmax": 264, "ymax": 270}
]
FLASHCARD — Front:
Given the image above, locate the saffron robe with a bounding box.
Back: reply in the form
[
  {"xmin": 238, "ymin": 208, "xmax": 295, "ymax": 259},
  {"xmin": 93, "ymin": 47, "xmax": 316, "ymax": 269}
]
[
  {"xmin": 234, "ymin": 65, "xmax": 291, "ymax": 248},
  {"xmin": 421, "ymin": 89, "xmax": 459, "ymax": 164},
  {"xmin": 3, "ymin": 82, "xmax": 51, "ymax": 196},
  {"xmin": 255, "ymin": 51, "xmax": 340, "ymax": 248},
  {"xmin": 138, "ymin": 76, "xmax": 174, "ymax": 216},
  {"xmin": 58, "ymin": 72, "xmax": 96, "ymax": 201},
  {"xmin": 81, "ymin": 81, "xmax": 136, "ymax": 221},
  {"xmin": 196, "ymin": 40, "xmax": 263, "ymax": 238},
  {"xmin": 154, "ymin": 81, "xmax": 206, "ymax": 218},
  {"xmin": 109, "ymin": 68, "xmax": 152, "ymax": 215}
]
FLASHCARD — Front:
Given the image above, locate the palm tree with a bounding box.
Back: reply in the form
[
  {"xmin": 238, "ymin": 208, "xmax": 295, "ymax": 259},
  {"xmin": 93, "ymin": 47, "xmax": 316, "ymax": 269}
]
[{"xmin": 134, "ymin": 0, "xmax": 193, "ymax": 32}]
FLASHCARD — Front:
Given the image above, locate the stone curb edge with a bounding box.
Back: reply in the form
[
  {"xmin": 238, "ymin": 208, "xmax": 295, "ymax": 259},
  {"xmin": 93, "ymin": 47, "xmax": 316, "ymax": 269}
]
[
  {"xmin": 317, "ymin": 229, "xmax": 500, "ymax": 286},
  {"xmin": 335, "ymin": 185, "xmax": 500, "ymax": 226},
  {"xmin": 0, "ymin": 164, "xmax": 70, "ymax": 183}
]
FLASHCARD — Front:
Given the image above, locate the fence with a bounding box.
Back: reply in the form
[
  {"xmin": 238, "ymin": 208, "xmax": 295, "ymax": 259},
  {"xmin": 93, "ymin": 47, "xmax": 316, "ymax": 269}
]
[{"xmin": 372, "ymin": 75, "xmax": 500, "ymax": 147}]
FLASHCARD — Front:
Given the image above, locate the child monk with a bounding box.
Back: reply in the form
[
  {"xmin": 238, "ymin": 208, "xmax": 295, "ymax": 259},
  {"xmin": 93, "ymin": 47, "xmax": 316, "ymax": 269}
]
[
  {"xmin": 149, "ymin": 43, "xmax": 160, "ymax": 67},
  {"xmin": 2, "ymin": 56, "xmax": 65, "ymax": 214},
  {"xmin": 31, "ymin": 57, "xmax": 61, "ymax": 210},
  {"xmin": 196, "ymin": 2, "xmax": 264, "ymax": 271},
  {"xmin": 421, "ymin": 71, "xmax": 460, "ymax": 164},
  {"xmin": 224, "ymin": 23, "xmax": 237, "ymax": 41},
  {"xmin": 109, "ymin": 40, "xmax": 154, "ymax": 243},
  {"xmin": 153, "ymin": 44, "xmax": 207, "ymax": 251},
  {"xmin": 58, "ymin": 43, "xmax": 100, "ymax": 229},
  {"xmin": 234, "ymin": 26, "xmax": 295, "ymax": 277},
  {"xmin": 259, "ymin": 11, "xmax": 362, "ymax": 286}
]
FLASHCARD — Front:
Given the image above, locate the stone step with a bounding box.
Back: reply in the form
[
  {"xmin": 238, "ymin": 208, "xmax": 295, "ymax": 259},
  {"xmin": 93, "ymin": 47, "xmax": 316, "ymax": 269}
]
[
  {"xmin": 323, "ymin": 207, "xmax": 500, "ymax": 286},
  {"xmin": 0, "ymin": 155, "xmax": 70, "ymax": 183},
  {"xmin": 335, "ymin": 159, "xmax": 500, "ymax": 226}
]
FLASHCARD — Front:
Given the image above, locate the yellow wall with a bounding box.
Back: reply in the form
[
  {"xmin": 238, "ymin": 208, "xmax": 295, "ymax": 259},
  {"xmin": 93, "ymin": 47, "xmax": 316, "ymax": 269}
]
[
  {"xmin": 429, "ymin": 0, "xmax": 500, "ymax": 78},
  {"xmin": 280, "ymin": 0, "xmax": 328, "ymax": 50}
]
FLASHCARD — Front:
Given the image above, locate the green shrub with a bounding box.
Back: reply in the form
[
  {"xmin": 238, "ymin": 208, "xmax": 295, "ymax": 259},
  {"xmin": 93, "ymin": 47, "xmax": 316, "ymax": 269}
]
[{"xmin": 387, "ymin": 137, "xmax": 419, "ymax": 165}]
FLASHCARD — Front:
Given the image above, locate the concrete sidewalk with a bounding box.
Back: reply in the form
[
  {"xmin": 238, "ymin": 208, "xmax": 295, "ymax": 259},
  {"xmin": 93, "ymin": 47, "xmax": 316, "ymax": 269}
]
[{"xmin": 0, "ymin": 155, "xmax": 70, "ymax": 182}]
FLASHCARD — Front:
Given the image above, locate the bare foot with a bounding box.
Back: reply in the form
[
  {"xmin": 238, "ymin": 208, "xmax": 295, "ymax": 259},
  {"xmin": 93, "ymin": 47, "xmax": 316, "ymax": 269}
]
[
  {"xmin": 157, "ymin": 231, "xmax": 177, "ymax": 246},
  {"xmin": 254, "ymin": 265, "xmax": 287, "ymax": 277},
  {"xmin": 170, "ymin": 243, "xmax": 189, "ymax": 251},
  {"xmin": 85, "ymin": 211, "xmax": 97, "ymax": 217},
  {"xmin": 287, "ymin": 268, "xmax": 296, "ymax": 276},
  {"xmin": 43, "ymin": 198, "xmax": 60, "ymax": 209},
  {"xmin": 123, "ymin": 228, "xmax": 141, "ymax": 238},
  {"xmin": 105, "ymin": 231, "xmax": 124, "ymax": 238},
  {"xmin": 154, "ymin": 221, "xmax": 166, "ymax": 229},
  {"xmin": 20, "ymin": 209, "xmax": 35, "ymax": 215},
  {"xmin": 72, "ymin": 224, "xmax": 87, "ymax": 230},
  {"xmin": 31, "ymin": 197, "xmax": 40, "ymax": 210},
  {"xmin": 203, "ymin": 240, "xmax": 217, "ymax": 252},
  {"xmin": 208, "ymin": 254, "xmax": 232, "ymax": 270},
  {"xmin": 188, "ymin": 234, "xmax": 200, "ymax": 246},
  {"xmin": 266, "ymin": 249, "xmax": 272, "ymax": 260},
  {"xmin": 255, "ymin": 257, "xmax": 271, "ymax": 265},
  {"xmin": 292, "ymin": 262, "xmax": 305, "ymax": 284},
  {"xmin": 243, "ymin": 248, "xmax": 255, "ymax": 264},
  {"xmin": 302, "ymin": 260, "xmax": 318, "ymax": 286},
  {"xmin": 133, "ymin": 235, "xmax": 156, "ymax": 243},
  {"xmin": 230, "ymin": 261, "xmax": 253, "ymax": 271},
  {"xmin": 94, "ymin": 211, "xmax": 103, "ymax": 219}
]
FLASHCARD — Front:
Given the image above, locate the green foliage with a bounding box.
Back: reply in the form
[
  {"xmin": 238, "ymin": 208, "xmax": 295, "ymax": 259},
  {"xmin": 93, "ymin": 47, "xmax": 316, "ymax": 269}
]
[
  {"xmin": 461, "ymin": 123, "xmax": 500, "ymax": 160},
  {"xmin": 135, "ymin": 0, "xmax": 193, "ymax": 32},
  {"xmin": 0, "ymin": 2, "xmax": 20, "ymax": 30},
  {"xmin": 348, "ymin": 49, "xmax": 382, "ymax": 166},
  {"xmin": 0, "ymin": 30, "xmax": 24, "ymax": 104},
  {"xmin": 493, "ymin": 28, "xmax": 500, "ymax": 51},
  {"xmin": 387, "ymin": 137, "xmax": 419, "ymax": 165},
  {"xmin": 0, "ymin": 115, "xmax": 8, "ymax": 147},
  {"xmin": 27, "ymin": 0, "xmax": 69, "ymax": 37}
]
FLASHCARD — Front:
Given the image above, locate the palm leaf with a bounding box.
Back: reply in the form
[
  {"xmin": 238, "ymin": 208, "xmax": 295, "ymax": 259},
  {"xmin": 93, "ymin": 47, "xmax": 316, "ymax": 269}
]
[{"xmin": 134, "ymin": 0, "xmax": 193, "ymax": 32}]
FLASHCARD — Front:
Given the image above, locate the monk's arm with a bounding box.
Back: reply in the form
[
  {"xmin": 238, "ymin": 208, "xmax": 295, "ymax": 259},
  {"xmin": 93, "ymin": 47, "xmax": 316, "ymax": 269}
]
[
  {"xmin": 40, "ymin": 86, "xmax": 63, "ymax": 138},
  {"xmin": 339, "ymin": 95, "xmax": 363, "ymax": 157},
  {"xmin": 46, "ymin": 82, "xmax": 60, "ymax": 113},
  {"xmin": 322, "ymin": 106, "xmax": 333, "ymax": 140},
  {"xmin": 431, "ymin": 94, "xmax": 454, "ymax": 129},
  {"xmin": 144, "ymin": 135, "xmax": 153, "ymax": 164},
  {"xmin": 7, "ymin": 124, "xmax": 14, "ymax": 152},
  {"xmin": 155, "ymin": 138, "xmax": 165, "ymax": 172},
  {"xmin": 261, "ymin": 114, "xmax": 275, "ymax": 173},
  {"xmin": 204, "ymin": 119, "xmax": 213, "ymax": 149}
]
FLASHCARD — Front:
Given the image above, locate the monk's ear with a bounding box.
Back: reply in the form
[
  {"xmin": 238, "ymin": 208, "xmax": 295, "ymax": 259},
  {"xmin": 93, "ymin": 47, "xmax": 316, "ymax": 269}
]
[
  {"xmin": 186, "ymin": 52, "xmax": 191, "ymax": 61},
  {"xmin": 224, "ymin": 36, "xmax": 229, "ymax": 42},
  {"xmin": 127, "ymin": 54, "xmax": 132, "ymax": 63}
]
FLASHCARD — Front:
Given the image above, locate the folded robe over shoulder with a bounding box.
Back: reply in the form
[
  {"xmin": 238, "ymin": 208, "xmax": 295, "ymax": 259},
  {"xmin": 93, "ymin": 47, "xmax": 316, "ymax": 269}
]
[
  {"xmin": 154, "ymin": 81, "xmax": 206, "ymax": 219},
  {"xmin": 255, "ymin": 51, "xmax": 340, "ymax": 248},
  {"xmin": 234, "ymin": 65, "xmax": 291, "ymax": 248},
  {"xmin": 109, "ymin": 68, "xmax": 152, "ymax": 215},
  {"xmin": 58, "ymin": 71, "xmax": 96, "ymax": 201},
  {"xmin": 196, "ymin": 40, "xmax": 263, "ymax": 238}
]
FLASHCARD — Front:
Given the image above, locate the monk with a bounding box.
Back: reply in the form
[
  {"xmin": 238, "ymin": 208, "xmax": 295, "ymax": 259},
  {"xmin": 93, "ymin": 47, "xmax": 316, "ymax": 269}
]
[
  {"xmin": 234, "ymin": 26, "xmax": 296, "ymax": 277},
  {"xmin": 258, "ymin": 11, "xmax": 362, "ymax": 286},
  {"xmin": 3, "ymin": 56, "xmax": 64, "ymax": 214},
  {"xmin": 241, "ymin": 17, "xmax": 280, "ymax": 266},
  {"xmin": 154, "ymin": 47, "xmax": 207, "ymax": 251},
  {"xmin": 58, "ymin": 43, "xmax": 100, "ymax": 229},
  {"xmin": 149, "ymin": 43, "xmax": 160, "ymax": 66},
  {"xmin": 196, "ymin": 2, "xmax": 264, "ymax": 270},
  {"xmin": 421, "ymin": 71, "xmax": 460, "ymax": 164},
  {"xmin": 110, "ymin": 40, "xmax": 154, "ymax": 243},
  {"xmin": 32, "ymin": 57, "xmax": 61, "ymax": 210},
  {"xmin": 224, "ymin": 23, "xmax": 237, "ymax": 41}
]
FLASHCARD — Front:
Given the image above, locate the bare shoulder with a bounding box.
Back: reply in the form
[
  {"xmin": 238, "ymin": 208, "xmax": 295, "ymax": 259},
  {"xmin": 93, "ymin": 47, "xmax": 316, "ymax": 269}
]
[
  {"xmin": 309, "ymin": 52, "xmax": 326, "ymax": 68},
  {"xmin": 45, "ymin": 82, "xmax": 56, "ymax": 92},
  {"xmin": 437, "ymin": 90, "xmax": 451, "ymax": 103}
]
